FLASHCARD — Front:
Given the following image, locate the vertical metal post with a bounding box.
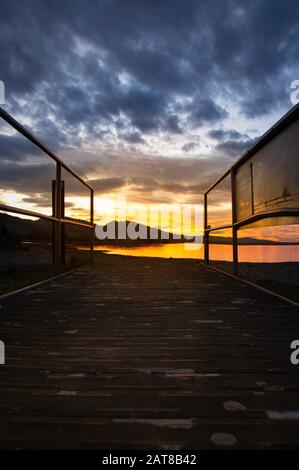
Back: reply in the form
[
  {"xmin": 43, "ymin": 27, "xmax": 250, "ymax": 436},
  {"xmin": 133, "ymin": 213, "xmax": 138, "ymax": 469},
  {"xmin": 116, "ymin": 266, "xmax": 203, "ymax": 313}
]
[
  {"xmin": 53, "ymin": 162, "xmax": 62, "ymax": 265},
  {"xmin": 52, "ymin": 175, "xmax": 65, "ymax": 265},
  {"xmin": 204, "ymin": 192, "xmax": 209, "ymax": 264},
  {"xmin": 52, "ymin": 180, "xmax": 56, "ymax": 264},
  {"xmin": 60, "ymin": 181, "xmax": 65, "ymax": 265},
  {"xmin": 231, "ymin": 169, "xmax": 238, "ymax": 276},
  {"xmin": 90, "ymin": 188, "xmax": 94, "ymax": 263},
  {"xmin": 250, "ymin": 162, "xmax": 254, "ymax": 215}
]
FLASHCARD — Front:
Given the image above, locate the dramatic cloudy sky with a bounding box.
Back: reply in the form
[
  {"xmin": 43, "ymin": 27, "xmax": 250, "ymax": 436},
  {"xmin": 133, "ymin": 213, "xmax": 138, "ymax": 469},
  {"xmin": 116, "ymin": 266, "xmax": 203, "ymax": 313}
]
[{"xmin": 0, "ymin": 0, "xmax": 298, "ymax": 236}]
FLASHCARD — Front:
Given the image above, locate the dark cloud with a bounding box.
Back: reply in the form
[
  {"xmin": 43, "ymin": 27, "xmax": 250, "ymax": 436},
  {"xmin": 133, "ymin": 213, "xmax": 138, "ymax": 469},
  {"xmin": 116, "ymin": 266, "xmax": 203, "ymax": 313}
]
[
  {"xmin": 208, "ymin": 129, "xmax": 247, "ymax": 141},
  {"xmin": 0, "ymin": 134, "xmax": 41, "ymax": 161},
  {"xmin": 90, "ymin": 177, "xmax": 126, "ymax": 193},
  {"xmin": 181, "ymin": 142, "xmax": 197, "ymax": 152},
  {"xmin": 0, "ymin": 157, "xmax": 126, "ymax": 197},
  {"xmin": 189, "ymin": 98, "xmax": 228, "ymax": 127},
  {"xmin": 215, "ymin": 137, "xmax": 258, "ymax": 158},
  {"xmin": 1, "ymin": 0, "xmax": 296, "ymax": 140},
  {"xmin": 0, "ymin": 162, "xmax": 55, "ymax": 193},
  {"xmin": 208, "ymin": 127, "xmax": 259, "ymax": 159},
  {"xmin": 131, "ymin": 179, "xmax": 211, "ymax": 195},
  {"xmin": 85, "ymin": 150, "xmax": 231, "ymax": 203},
  {"xmin": 21, "ymin": 194, "xmax": 75, "ymax": 209},
  {"xmin": 21, "ymin": 195, "xmax": 51, "ymax": 208},
  {"xmin": 121, "ymin": 132, "xmax": 147, "ymax": 145},
  {"xmin": 0, "ymin": 0, "xmax": 298, "ymax": 205}
]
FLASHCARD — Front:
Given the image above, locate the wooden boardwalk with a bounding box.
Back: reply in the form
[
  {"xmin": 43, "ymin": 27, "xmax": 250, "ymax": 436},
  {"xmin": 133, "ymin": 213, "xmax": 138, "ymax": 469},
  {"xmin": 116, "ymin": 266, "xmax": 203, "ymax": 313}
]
[{"xmin": 0, "ymin": 254, "xmax": 299, "ymax": 449}]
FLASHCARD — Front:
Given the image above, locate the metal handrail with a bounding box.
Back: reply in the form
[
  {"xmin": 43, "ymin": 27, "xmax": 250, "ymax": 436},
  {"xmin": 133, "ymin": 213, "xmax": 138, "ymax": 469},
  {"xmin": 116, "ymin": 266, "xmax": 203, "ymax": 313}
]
[
  {"xmin": 0, "ymin": 107, "xmax": 94, "ymax": 264},
  {"xmin": 205, "ymin": 209, "xmax": 299, "ymax": 233},
  {"xmin": 0, "ymin": 107, "xmax": 92, "ymax": 190},
  {"xmin": 205, "ymin": 103, "xmax": 299, "ymax": 196},
  {"xmin": 203, "ymin": 103, "xmax": 299, "ymax": 274},
  {"xmin": 235, "ymin": 208, "xmax": 299, "ymax": 229}
]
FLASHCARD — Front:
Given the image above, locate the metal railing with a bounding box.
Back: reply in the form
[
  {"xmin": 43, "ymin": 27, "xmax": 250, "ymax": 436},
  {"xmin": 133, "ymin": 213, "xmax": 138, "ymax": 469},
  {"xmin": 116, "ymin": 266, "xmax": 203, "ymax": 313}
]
[
  {"xmin": 204, "ymin": 104, "xmax": 299, "ymax": 275},
  {"xmin": 0, "ymin": 106, "xmax": 94, "ymax": 264}
]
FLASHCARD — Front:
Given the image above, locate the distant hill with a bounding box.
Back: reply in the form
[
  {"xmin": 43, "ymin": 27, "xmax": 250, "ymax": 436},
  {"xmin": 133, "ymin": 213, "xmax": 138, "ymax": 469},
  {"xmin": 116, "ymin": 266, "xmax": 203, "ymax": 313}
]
[
  {"xmin": 0, "ymin": 213, "xmax": 91, "ymax": 246},
  {"xmin": 208, "ymin": 235, "xmax": 299, "ymax": 245},
  {"xmin": 95, "ymin": 220, "xmax": 196, "ymax": 245},
  {"xmin": 0, "ymin": 213, "xmax": 298, "ymax": 246},
  {"xmin": 0, "ymin": 214, "xmax": 189, "ymax": 246}
]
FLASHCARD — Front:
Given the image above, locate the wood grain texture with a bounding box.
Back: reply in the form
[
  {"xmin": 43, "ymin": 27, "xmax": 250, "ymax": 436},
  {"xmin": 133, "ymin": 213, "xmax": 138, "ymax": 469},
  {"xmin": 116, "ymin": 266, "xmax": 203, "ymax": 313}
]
[{"xmin": 0, "ymin": 254, "xmax": 298, "ymax": 449}]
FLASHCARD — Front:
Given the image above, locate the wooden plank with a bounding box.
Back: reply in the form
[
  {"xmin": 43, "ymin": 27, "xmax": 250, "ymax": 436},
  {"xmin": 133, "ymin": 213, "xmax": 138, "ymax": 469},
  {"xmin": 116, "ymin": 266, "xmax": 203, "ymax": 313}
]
[{"xmin": 0, "ymin": 254, "xmax": 298, "ymax": 449}]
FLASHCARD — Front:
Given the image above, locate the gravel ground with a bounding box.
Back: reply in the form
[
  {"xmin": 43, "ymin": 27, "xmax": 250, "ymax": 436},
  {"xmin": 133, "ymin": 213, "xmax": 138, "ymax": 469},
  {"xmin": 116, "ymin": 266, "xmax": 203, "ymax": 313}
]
[
  {"xmin": 0, "ymin": 244, "xmax": 52, "ymax": 270},
  {"xmin": 0, "ymin": 243, "xmax": 90, "ymax": 271},
  {"xmin": 209, "ymin": 261, "xmax": 299, "ymax": 284},
  {"xmin": 209, "ymin": 260, "xmax": 299, "ymax": 302}
]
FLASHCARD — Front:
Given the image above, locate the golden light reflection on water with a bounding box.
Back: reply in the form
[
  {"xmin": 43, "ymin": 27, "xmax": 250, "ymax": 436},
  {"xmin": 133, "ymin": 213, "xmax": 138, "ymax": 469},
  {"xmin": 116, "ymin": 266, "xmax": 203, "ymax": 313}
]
[{"xmin": 89, "ymin": 243, "xmax": 299, "ymax": 263}]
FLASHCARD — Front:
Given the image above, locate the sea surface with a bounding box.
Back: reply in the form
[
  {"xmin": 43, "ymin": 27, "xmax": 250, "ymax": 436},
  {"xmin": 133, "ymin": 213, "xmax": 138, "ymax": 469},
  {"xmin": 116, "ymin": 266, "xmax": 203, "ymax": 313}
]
[{"xmin": 90, "ymin": 243, "xmax": 299, "ymax": 263}]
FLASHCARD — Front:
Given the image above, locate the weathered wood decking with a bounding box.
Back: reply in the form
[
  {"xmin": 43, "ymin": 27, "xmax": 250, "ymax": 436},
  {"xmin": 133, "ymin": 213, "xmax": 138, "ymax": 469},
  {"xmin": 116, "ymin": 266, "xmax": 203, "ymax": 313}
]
[{"xmin": 0, "ymin": 254, "xmax": 299, "ymax": 449}]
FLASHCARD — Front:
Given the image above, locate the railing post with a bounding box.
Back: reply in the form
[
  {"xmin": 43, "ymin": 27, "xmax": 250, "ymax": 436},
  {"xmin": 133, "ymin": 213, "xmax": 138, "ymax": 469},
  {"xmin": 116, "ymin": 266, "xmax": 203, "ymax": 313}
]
[
  {"xmin": 60, "ymin": 181, "xmax": 65, "ymax": 265},
  {"xmin": 90, "ymin": 188, "xmax": 94, "ymax": 263},
  {"xmin": 52, "ymin": 180, "xmax": 56, "ymax": 264},
  {"xmin": 52, "ymin": 174, "xmax": 65, "ymax": 265},
  {"xmin": 204, "ymin": 192, "xmax": 209, "ymax": 264},
  {"xmin": 250, "ymin": 162, "xmax": 254, "ymax": 215},
  {"xmin": 231, "ymin": 169, "xmax": 238, "ymax": 276},
  {"xmin": 53, "ymin": 162, "xmax": 62, "ymax": 265}
]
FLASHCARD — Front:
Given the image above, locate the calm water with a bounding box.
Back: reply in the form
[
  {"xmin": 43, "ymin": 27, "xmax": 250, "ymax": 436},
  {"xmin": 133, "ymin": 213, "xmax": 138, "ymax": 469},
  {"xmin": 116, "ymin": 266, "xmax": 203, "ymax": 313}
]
[{"xmin": 91, "ymin": 243, "xmax": 299, "ymax": 263}]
